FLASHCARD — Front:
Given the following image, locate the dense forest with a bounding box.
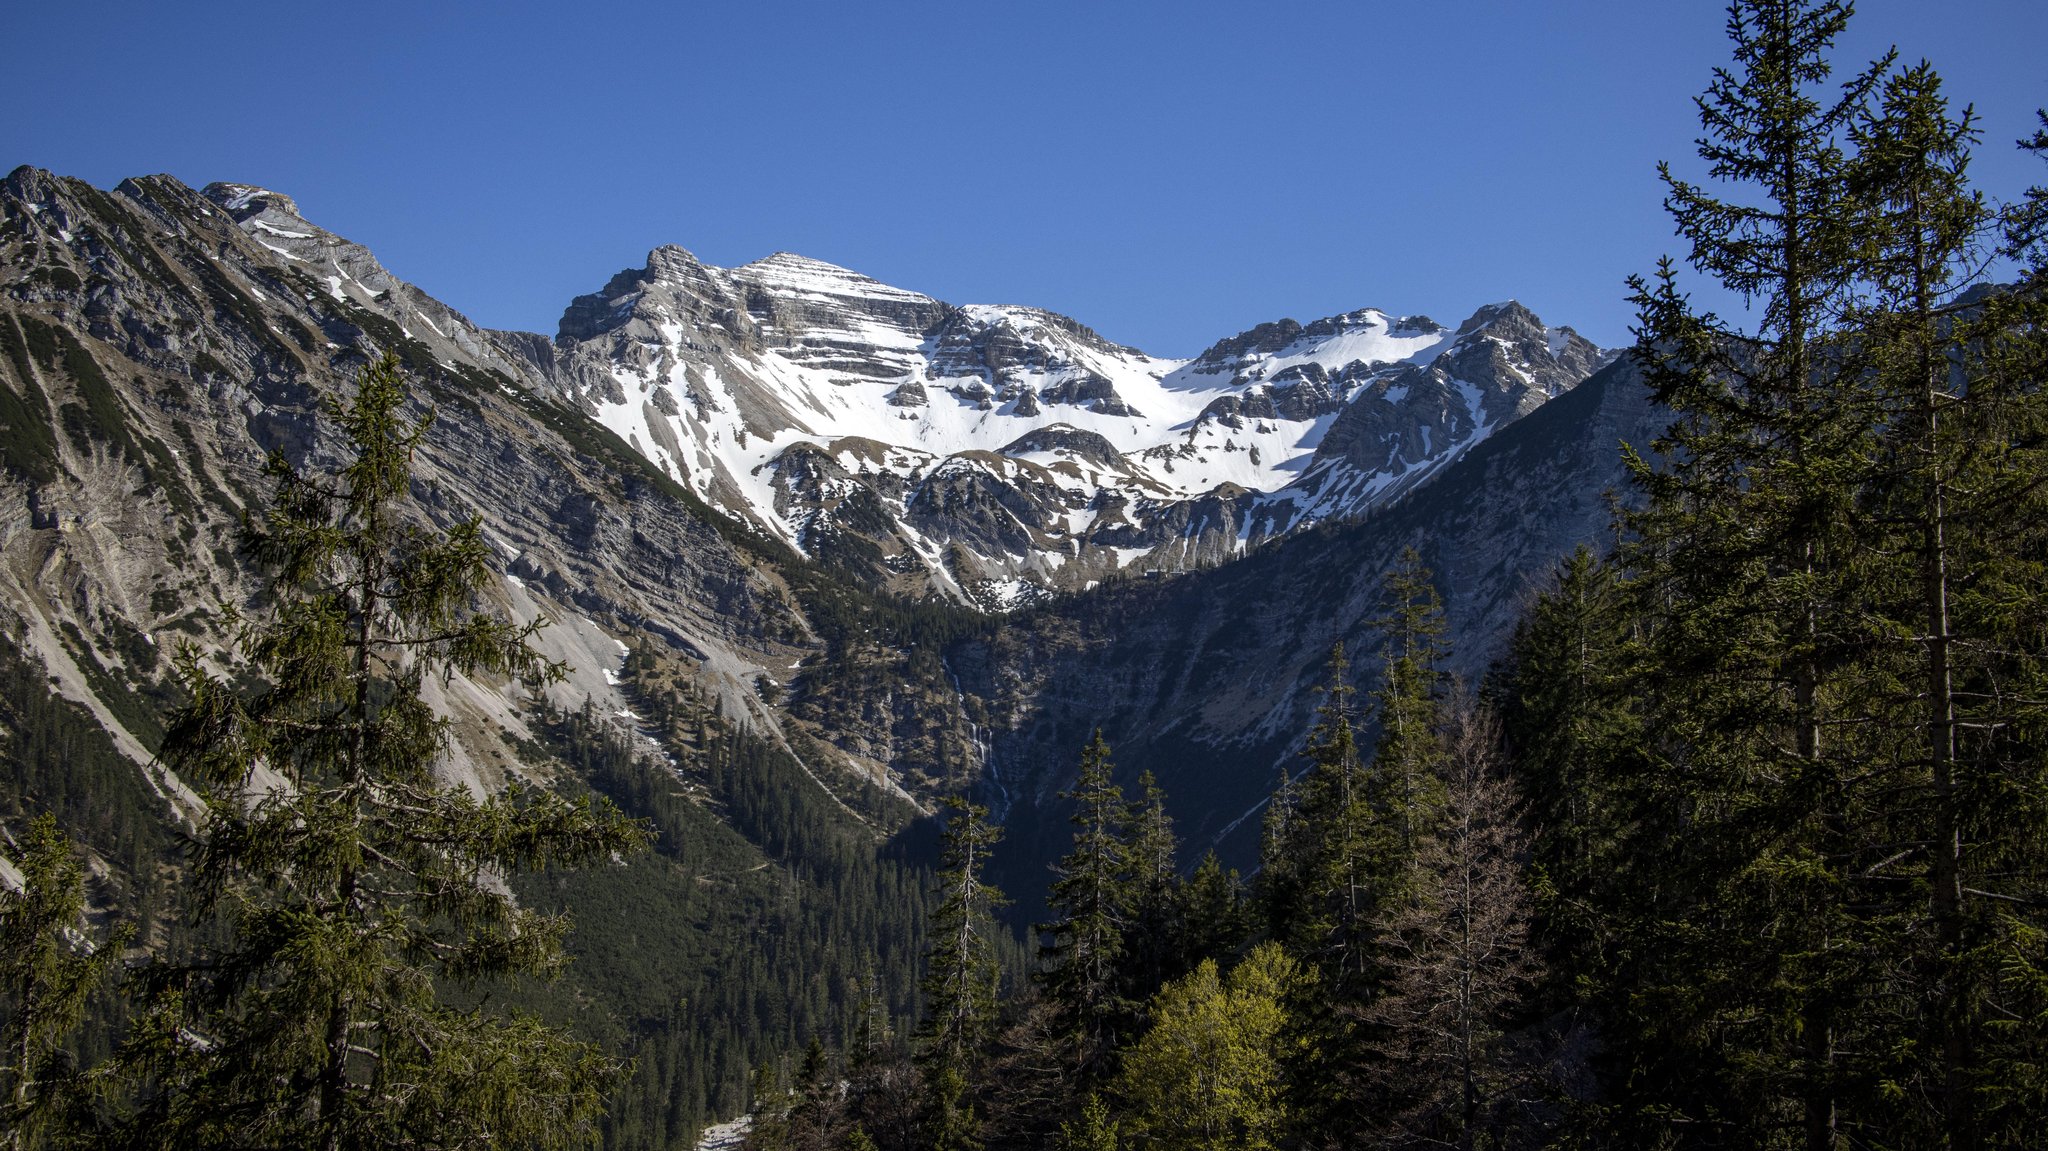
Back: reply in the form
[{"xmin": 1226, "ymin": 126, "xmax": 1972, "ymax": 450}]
[
  {"xmin": 3, "ymin": 1, "xmax": 2047, "ymax": 1148},
  {"xmin": 736, "ymin": 3, "xmax": 2048, "ymax": 1147}
]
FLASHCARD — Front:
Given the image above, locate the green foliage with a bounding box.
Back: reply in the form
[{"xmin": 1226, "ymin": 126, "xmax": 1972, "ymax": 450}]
[
  {"xmin": 131, "ymin": 351, "xmax": 648, "ymax": 1150},
  {"xmin": 918, "ymin": 798, "xmax": 1005, "ymax": 1064},
  {"xmin": 917, "ymin": 798, "xmax": 1006, "ymax": 1147},
  {"xmin": 1364, "ymin": 548, "xmax": 1448, "ymax": 868},
  {"xmin": 0, "ymin": 314, "xmax": 61, "ymax": 484},
  {"xmin": 1035, "ymin": 732, "xmax": 1131, "ymax": 1079},
  {"xmin": 1179, "ymin": 851, "xmax": 1251, "ymax": 969},
  {"xmin": 0, "ymin": 815, "xmax": 131, "ymax": 1150},
  {"xmin": 0, "ymin": 632, "xmax": 171, "ymax": 913},
  {"xmin": 1504, "ymin": 6, "xmax": 2048, "ymax": 1147},
  {"xmin": 518, "ymin": 696, "xmax": 935, "ymax": 1150},
  {"xmin": 1111, "ymin": 944, "xmax": 1301, "ymax": 1151},
  {"xmin": 1117, "ymin": 770, "xmax": 1186, "ymax": 1006},
  {"xmin": 1055, "ymin": 1093, "xmax": 1118, "ymax": 1151}
]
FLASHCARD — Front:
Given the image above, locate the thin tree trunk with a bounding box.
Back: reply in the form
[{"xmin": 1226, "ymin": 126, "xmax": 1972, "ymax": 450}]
[{"xmin": 1912, "ymin": 208, "xmax": 1973, "ymax": 1151}]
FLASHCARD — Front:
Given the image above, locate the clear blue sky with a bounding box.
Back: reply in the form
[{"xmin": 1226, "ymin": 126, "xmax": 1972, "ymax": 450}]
[{"xmin": 6, "ymin": 1, "xmax": 2044, "ymax": 355}]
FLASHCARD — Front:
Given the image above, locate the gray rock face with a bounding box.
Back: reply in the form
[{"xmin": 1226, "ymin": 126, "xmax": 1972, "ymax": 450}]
[
  {"xmin": 997, "ymin": 424, "xmax": 1122, "ymax": 468},
  {"xmin": 1280, "ymin": 301, "xmax": 1618, "ymax": 516}
]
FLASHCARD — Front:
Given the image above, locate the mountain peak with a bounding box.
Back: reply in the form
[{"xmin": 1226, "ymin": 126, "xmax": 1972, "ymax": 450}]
[
  {"xmin": 748, "ymin": 251, "xmax": 856, "ymax": 274},
  {"xmin": 731, "ymin": 251, "xmax": 933, "ymax": 305},
  {"xmin": 644, "ymin": 244, "xmax": 711, "ymax": 281},
  {"xmin": 202, "ymin": 181, "xmax": 305, "ymax": 222},
  {"xmin": 1455, "ymin": 300, "xmax": 1539, "ymax": 336}
]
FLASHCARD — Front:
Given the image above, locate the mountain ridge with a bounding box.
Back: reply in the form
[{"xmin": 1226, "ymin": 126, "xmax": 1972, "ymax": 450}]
[{"xmin": 34, "ymin": 167, "xmax": 1611, "ymax": 611}]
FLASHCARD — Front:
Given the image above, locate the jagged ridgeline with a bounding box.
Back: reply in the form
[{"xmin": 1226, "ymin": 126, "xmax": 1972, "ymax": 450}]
[{"xmin": 0, "ymin": 161, "xmax": 1645, "ymax": 1147}]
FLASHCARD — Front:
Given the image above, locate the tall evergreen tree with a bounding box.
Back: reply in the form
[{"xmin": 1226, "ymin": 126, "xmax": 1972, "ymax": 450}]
[
  {"xmin": 1366, "ymin": 548, "xmax": 1449, "ymax": 869},
  {"xmin": 130, "ymin": 351, "xmax": 648, "ymax": 1151},
  {"xmin": 916, "ymin": 796, "xmax": 1006, "ymax": 1151},
  {"xmin": 1847, "ymin": 73, "xmax": 2048, "ymax": 1146},
  {"xmin": 1035, "ymin": 732, "xmax": 1131, "ymax": 1081},
  {"xmin": 1180, "ymin": 851, "xmax": 1251, "ymax": 971},
  {"xmin": 1267, "ymin": 643, "xmax": 1375, "ymax": 986},
  {"xmin": 1497, "ymin": 547, "xmax": 1645, "ymax": 1018},
  {"xmin": 1614, "ymin": 2, "xmax": 1898, "ymax": 1144},
  {"xmin": 1118, "ymin": 769, "xmax": 1184, "ymax": 1009}
]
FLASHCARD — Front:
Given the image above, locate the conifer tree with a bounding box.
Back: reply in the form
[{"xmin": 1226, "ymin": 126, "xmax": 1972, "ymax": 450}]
[
  {"xmin": 916, "ymin": 796, "xmax": 1006, "ymax": 1151},
  {"xmin": 1366, "ymin": 548, "xmax": 1448, "ymax": 869},
  {"xmin": 1848, "ymin": 74, "xmax": 2048, "ymax": 1145},
  {"xmin": 131, "ymin": 351, "xmax": 648, "ymax": 1151},
  {"xmin": 1269, "ymin": 643, "xmax": 1375, "ymax": 986},
  {"xmin": 1616, "ymin": 2, "xmax": 1896, "ymax": 1143},
  {"xmin": 1118, "ymin": 769, "xmax": 1184, "ymax": 1008},
  {"xmin": 1035, "ymin": 732, "xmax": 1131, "ymax": 1080},
  {"xmin": 1180, "ymin": 851, "xmax": 1250, "ymax": 970},
  {"xmin": 0, "ymin": 816, "xmax": 129, "ymax": 1151},
  {"xmin": 1497, "ymin": 548, "xmax": 1644, "ymax": 1010}
]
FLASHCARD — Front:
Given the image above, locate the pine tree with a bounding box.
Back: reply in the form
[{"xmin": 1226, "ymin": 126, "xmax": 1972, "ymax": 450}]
[
  {"xmin": 1497, "ymin": 547, "xmax": 1645, "ymax": 1015},
  {"xmin": 0, "ymin": 816, "xmax": 129, "ymax": 1150},
  {"xmin": 129, "ymin": 351, "xmax": 648, "ymax": 1150},
  {"xmin": 1180, "ymin": 851, "xmax": 1250, "ymax": 970},
  {"xmin": 1368, "ymin": 550, "xmax": 1448, "ymax": 862},
  {"xmin": 1035, "ymin": 731, "xmax": 1131, "ymax": 1081},
  {"xmin": 1269, "ymin": 643, "xmax": 1376, "ymax": 986}
]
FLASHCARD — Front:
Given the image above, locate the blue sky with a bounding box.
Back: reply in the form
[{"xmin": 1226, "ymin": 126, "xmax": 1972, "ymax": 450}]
[{"xmin": 7, "ymin": 1, "xmax": 2044, "ymax": 354}]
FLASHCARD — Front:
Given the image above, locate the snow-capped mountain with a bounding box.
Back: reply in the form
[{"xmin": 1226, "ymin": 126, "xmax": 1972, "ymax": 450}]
[
  {"xmin": 541, "ymin": 243, "xmax": 1611, "ymax": 607},
  {"xmin": 132, "ymin": 179, "xmax": 1610, "ymax": 610}
]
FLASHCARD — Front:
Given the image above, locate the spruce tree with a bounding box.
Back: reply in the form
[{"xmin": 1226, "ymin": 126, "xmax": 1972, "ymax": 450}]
[
  {"xmin": 1265, "ymin": 643, "xmax": 1378, "ymax": 989},
  {"xmin": 1616, "ymin": 2, "xmax": 1896, "ymax": 1143},
  {"xmin": 1366, "ymin": 548, "xmax": 1448, "ymax": 870},
  {"xmin": 1117, "ymin": 769, "xmax": 1183, "ymax": 1009},
  {"xmin": 1035, "ymin": 732, "xmax": 1131, "ymax": 1081},
  {"xmin": 130, "ymin": 351, "xmax": 648, "ymax": 1150},
  {"xmin": 1848, "ymin": 74, "xmax": 2048, "ymax": 1145},
  {"xmin": 1180, "ymin": 851, "xmax": 1250, "ymax": 970},
  {"xmin": 1497, "ymin": 547, "xmax": 1645, "ymax": 1016}
]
